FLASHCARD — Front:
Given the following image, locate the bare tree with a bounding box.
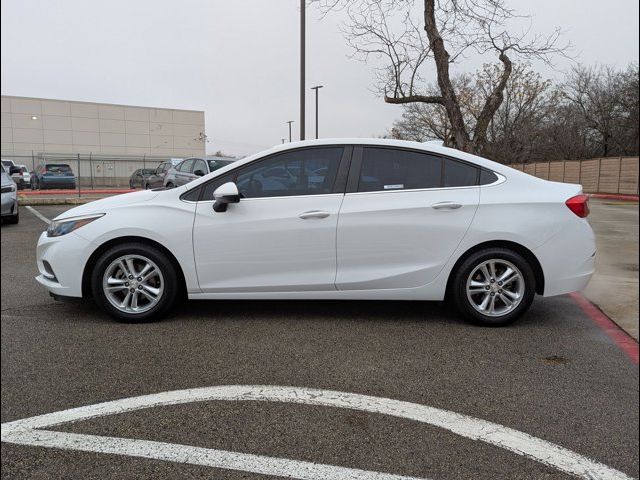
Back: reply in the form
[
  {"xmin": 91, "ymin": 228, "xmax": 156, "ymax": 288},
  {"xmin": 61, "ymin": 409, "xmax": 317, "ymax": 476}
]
[
  {"xmin": 562, "ymin": 64, "xmax": 639, "ymax": 157},
  {"xmin": 390, "ymin": 63, "xmax": 558, "ymax": 163},
  {"xmin": 314, "ymin": 0, "xmax": 568, "ymax": 153}
]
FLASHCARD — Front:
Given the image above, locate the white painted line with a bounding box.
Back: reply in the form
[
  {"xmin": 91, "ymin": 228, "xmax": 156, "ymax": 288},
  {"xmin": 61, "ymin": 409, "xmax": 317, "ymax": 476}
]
[
  {"xmin": 25, "ymin": 206, "xmax": 51, "ymax": 225},
  {"xmin": 1, "ymin": 385, "xmax": 633, "ymax": 480}
]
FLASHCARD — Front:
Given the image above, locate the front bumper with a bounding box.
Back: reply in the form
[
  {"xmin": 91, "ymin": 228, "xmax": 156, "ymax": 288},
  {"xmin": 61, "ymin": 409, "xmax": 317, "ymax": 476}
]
[
  {"xmin": 1, "ymin": 192, "xmax": 17, "ymax": 216},
  {"xmin": 35, "ymin": 231, "xmax": 94, "ymax": 297}
]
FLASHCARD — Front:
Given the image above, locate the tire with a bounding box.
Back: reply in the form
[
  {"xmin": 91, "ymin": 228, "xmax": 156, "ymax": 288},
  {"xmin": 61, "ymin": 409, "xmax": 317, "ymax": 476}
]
[
  {"xmin": 165, "ymin": 182, "xmax": 174, "ymax": 189},
  {"xmin": 144, "ymin": 183, "xmax": 151, "ymax": 190},
  {"xmin": 91, "ymin": 242, "xmax": 179, "ymax": 322},
  {"xmin": 450, "ymin": 248, "xmax": 536, "ymax": 327},
  {"xmin": 5, "ymin": 211, "xmax": 19, "ymax": 224}
]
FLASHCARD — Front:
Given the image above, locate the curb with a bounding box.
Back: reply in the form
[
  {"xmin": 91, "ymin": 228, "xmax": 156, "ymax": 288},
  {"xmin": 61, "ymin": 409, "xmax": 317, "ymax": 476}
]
[
  {"xmin": 19, "ymin": 188, "xmax": 135, "ymax": 196},
  {"xmin": 569, "ymin": 292, "xmax": 639, "ymax": 364},
  {"xmin": 19, "ymin": 197, "xmax": 99, "ymax": 206},
  {"xmin": 588, "ymin": 193, "xmax": 639, "ymax": 202}
]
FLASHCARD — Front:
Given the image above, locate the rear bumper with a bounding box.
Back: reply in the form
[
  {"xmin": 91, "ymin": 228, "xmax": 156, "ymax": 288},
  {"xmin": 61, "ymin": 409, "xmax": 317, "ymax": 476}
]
[
  {"xmin": 40, "ymin": 178, "xmax": 76, "ymax": 188},
  {"xmin": 535, "ymin": 217, "xmax": 596, "ymax": 297}
]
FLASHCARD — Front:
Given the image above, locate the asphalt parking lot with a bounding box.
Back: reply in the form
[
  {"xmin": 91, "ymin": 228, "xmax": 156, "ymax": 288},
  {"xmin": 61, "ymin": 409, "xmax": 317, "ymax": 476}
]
[{"xmin": 1, "ymin": 205, "xmax": 638, "ymax": 480}]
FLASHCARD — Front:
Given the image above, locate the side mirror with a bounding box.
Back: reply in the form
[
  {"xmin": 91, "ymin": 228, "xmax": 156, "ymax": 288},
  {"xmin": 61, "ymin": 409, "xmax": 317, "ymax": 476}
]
[
  {"xmin": 193, "ymin": 169, "xmax": 205, "ymax": 177},
  {"xmin": 213, "ymin": 182, "xmax": 240, "ymax": 212}
]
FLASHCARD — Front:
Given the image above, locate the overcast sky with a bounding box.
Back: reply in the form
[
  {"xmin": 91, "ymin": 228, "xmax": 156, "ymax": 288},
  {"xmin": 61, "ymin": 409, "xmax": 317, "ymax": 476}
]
[{"xmin": 1, "ymin": 0, "xmax": 638, "ymax": 156}]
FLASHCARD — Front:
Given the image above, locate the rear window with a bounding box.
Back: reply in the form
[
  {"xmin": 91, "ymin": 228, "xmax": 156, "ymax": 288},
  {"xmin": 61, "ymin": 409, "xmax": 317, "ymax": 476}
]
[
  {"xmin": 45, "ymin": 164, "xmax": 72, "ymax": 173},
  {"xmin": 207, "ymin": 160, "xmax": 234, "ymax": 172},
  {"xmin": 479, "ymin": 170, "xmax": 499, "ymax": 185}
]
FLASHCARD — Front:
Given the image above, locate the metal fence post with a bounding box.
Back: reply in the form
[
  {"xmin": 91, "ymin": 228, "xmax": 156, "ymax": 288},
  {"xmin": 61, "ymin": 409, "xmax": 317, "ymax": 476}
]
[
  {"xmin": 562, "ymin": 160, "xmax": 566, "ymax": 182},
  {"xmin": 77, "ymin": 153, "xmax": 81, "ymax": 198},
  {"xmin": 597, "ymin": 157, "xmax": 602, "ymax": 193},
  {"xmin": 616, "ymin": 157, "xmax": 621, "ymax": 194},
  {"xmin": 89, "ymin": 152, "xmax": 94, "ymax": 190}
]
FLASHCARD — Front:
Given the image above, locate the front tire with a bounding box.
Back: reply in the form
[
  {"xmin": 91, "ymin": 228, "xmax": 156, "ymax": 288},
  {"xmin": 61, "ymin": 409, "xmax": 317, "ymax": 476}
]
[
  {"xmin": 451, "ymin": 248, "xmax": 536, "ymax": 326},
  {"xmin": 91, "ymin": 243, "xmax": 178, "ymax": 322}
]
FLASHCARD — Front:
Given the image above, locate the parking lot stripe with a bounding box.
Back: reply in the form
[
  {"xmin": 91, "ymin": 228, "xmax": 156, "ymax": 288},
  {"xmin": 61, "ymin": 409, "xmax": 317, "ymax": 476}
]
[
  {"xmin": 25, "ymin": 206, "xmax": 51, "ymax": 225},
  {"xmin": 1, "ymin": 385, "xmax": 632, "ymax": 480},
  {"xmin": 569, "ymin": 292, "xmax": 639, "ymax": 365}
]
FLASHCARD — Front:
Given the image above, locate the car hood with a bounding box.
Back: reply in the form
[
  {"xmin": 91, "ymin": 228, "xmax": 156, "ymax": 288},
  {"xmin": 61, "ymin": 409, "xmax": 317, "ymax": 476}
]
[{"xmin": 54, "ymin": 189, "xmax": 162, "ymax": 220}]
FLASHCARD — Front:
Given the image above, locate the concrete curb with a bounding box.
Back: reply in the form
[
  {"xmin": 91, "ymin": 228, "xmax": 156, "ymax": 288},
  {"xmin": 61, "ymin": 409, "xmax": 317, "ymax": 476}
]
[
  {"xmin": 589, "ymin": 193, "xmax": 639, "ymax": 202},
  {"xmin": 18, "ymin": 197, "xmax": 98, "ymax": 206}
]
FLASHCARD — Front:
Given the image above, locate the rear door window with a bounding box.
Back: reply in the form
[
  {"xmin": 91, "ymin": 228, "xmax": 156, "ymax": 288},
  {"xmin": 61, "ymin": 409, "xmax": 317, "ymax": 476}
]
[{"xmin": 358, "ymin": 147, "xmax": 442, "ymax": 192}]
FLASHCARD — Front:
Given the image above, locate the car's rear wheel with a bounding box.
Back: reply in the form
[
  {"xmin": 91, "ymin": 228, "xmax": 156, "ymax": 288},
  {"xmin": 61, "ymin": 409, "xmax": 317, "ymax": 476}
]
[
  {"xmin": 451, "ymin": 248, "xmax": 535, "ymax": 326},
  {"xmin": 91, "ymin": 243, "xmax": 178, "ymax": 322},
  {"xmin": 166, "ymin": 182, "xmax": 174, "ymax": 188}
]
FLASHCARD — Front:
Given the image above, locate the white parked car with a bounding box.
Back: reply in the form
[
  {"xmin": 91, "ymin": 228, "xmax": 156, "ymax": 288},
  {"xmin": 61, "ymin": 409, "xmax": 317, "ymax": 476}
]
[{"xmin": 35, "ymin": 139, "xmax": 595, "ymax": 326}]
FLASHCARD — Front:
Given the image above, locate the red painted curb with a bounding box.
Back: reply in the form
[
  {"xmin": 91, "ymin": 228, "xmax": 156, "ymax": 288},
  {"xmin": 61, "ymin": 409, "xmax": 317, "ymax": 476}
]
[
  {"xmin": 588, "ymin": 193, "xmax": 639, "ymax": 202},
  {"xmin": 569, "ymin": 292, "xmax": 639, "ymax": 365},
  {"xmin": 19, "ymin": 189, "xmax": 135, "ymax": 196}
]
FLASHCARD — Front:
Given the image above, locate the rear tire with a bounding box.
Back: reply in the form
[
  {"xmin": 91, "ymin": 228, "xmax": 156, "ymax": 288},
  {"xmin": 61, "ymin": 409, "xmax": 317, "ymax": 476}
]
[
  {"xmin": 91, "ymin": 242, "xmax": 179, "ymax": 322},
  {"xmin": 450, "ymin": 248, "xmax": 536, "ymax": 326},
  {"xmin": 166, "ymin": 182, "xmax": 174, "ymax": 189}
]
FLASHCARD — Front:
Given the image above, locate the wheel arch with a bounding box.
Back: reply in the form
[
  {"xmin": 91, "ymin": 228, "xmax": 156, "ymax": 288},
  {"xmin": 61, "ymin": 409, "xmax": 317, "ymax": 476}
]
[
  {"xmin": 445, "ymin": 240, "xmax": 545, "ymax": 297},
  {"xmin": 81, "ymin": 236, "xmax": 187, "ymax": 299}
]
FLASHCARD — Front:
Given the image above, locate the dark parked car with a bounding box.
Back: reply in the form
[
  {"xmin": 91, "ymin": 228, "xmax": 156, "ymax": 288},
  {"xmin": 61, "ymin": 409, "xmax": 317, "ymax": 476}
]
[
  {"xmin": 143, "ymin": 161, "xmax": 176, "ymax": 189},
  {"xmin": 128, "ymin": 168, "xmax": 156, "ymax": 189},
  {"xmin": 164, "ymin": 157, "xmax": 235, "ymax": 188},
  {"xmin": 31, "ymin": 163, "xmax": 76, "ymax": 190}
]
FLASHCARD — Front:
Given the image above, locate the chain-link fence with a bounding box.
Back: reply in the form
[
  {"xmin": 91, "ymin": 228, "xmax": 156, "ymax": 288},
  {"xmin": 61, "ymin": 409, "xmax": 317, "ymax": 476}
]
[{"xmin": 1, "ymin": 152, "xmax": 179, "ymax": 190}]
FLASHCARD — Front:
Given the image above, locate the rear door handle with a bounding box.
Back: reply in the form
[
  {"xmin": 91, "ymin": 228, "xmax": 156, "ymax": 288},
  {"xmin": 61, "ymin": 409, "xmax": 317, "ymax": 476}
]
[
  {"xmin": 432, "ymin": 201, "xmax": 462, "ymax": 210},
  {"xmin": 299, "ymin": 210, "xmax": 330, "ymax": 219}
]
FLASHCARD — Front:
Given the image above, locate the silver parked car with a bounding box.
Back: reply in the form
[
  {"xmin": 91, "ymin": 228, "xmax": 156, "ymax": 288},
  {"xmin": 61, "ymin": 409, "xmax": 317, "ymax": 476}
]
[
  {"xmin": 164, "ymin": 157, "xmax": 235, "ymax": 188},
  {"xmin": 1, "ymin": 164, "xmax": 19, "ymax": 224}
]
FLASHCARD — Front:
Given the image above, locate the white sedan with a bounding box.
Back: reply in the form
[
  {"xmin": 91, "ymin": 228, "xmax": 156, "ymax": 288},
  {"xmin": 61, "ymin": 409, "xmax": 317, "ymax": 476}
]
[{"xmin": 35, "ymin": 139, "xmax": 595, "ymax": 326}]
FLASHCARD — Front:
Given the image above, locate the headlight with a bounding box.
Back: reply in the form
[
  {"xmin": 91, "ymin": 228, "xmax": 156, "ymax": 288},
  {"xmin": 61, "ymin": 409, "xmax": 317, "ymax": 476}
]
[
  {"xmin": 47, "ymin": 213, "xmax": 105, "ymax": 237},
  {"xmin": 1, "ymin": 184, "xmax": 16, "ymax": 194}
]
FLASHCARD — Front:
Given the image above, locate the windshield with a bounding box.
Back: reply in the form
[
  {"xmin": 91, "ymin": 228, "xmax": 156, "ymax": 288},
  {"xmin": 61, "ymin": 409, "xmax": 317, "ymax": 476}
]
[
  {"xmin": 45, "ymin": 164, "xmax": 72, "ymax": 173},
  {"xmin": 207, "ymin": 160, "xmax": 233, "ymax": 172}
]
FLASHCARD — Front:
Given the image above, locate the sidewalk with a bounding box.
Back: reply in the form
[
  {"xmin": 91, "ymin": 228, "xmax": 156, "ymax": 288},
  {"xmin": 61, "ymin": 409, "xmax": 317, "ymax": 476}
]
[{"xmin": 583, "ymin": 198, "xmax": 640, "ymax": 339}]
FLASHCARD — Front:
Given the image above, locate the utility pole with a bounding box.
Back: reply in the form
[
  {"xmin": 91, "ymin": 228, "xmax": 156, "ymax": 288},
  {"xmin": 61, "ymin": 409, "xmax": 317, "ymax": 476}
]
[
  {"xmin": 300, "ymin": 0, "xmax": 306, "ymax": 140},
  {"xmin": 311, "ymin": 85, "xmax": 323, "ymax": 139},
  {"xmin": 286, "ymin": 120, "xmax": 294, "ymax": 142}
]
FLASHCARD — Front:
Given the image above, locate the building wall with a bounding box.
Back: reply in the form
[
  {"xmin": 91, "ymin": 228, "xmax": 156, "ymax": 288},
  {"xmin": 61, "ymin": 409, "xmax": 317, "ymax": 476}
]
[{"xmin": 1, "ymin": 95, "xmax": 206, "ymax": 158}]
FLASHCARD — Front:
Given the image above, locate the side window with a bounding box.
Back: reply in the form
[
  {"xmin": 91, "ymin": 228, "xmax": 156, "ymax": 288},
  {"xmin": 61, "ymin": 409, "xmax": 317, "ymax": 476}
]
[
  {"xmin": 443, "ymin": 158, "xmax": 478, "ymax": 187},
  {"xmin": 192, "ymin": 159, "xmax": 207, "ymax": 174},
  {"xmin": 358, "ymin": 148, "xmax": 441, "ymax": 192},
  {"xmin": 178, "ymin": 159, "xmax": 194, "ymax": 173},
  {"xmin": 235, "ymin": 147, "xmax": 343, "ymax": 199},
  {"xmin": 479, "ymin": 169, "xmax": 499, "ymax": 185}
]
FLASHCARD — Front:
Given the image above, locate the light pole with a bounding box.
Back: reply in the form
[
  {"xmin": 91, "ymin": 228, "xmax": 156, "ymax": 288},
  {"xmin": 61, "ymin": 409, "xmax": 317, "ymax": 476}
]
[
  {"xmin": 286, "ymin": 120, "xmax": 294, "ymax": 142},
  {"xmin": 300, "ymin": 0, "xmax": 306, "ymax": 140},
  {"xmin": 311, "ymin": 85, "xmax": 323, "ymax": 139}
]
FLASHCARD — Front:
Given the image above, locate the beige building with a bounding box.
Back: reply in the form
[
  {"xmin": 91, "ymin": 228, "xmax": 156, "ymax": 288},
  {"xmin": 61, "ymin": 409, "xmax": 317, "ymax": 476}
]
[{"xmin": 1, "ymin": 95, "xmax": 206, "ymax": 159}]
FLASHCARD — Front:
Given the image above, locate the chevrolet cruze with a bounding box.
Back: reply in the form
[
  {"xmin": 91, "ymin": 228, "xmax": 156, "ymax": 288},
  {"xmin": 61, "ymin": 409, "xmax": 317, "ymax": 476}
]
[{"xmin": 35, "ymin": 139, "xmax": 595, "ymax": 326}]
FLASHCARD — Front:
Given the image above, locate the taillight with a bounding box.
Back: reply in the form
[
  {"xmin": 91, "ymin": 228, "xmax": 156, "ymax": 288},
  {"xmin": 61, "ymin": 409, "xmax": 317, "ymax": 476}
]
[{"xmin": 566, "ymin": 194, "xmax": 590, "ymax": 218}]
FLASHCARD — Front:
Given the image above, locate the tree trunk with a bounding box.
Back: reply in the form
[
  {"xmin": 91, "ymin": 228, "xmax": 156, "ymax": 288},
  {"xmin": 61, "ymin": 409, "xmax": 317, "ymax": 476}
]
[{"xmin": 423, "ymin": 0, "xmax": 471, "ymax": 151}]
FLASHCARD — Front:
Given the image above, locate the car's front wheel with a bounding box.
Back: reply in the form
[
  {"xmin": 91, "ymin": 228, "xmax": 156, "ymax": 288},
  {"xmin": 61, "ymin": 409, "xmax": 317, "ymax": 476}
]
[
  {"xmin": 91, "ymin": 243, "xmax": 178, "ymax": 322},
  {"xmin": 451, "ymin": 248, "xmax": 536, "ymax": 326}
]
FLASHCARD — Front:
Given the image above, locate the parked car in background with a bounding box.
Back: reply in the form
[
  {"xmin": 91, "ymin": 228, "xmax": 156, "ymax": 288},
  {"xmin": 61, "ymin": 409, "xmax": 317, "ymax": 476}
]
[
  {"xmin": 10, "ymin": 165, "xmax": 31, "ymax": 190},
  {"xmin": 143, "ymin": 161, "xmax": 176, "ymax": 189},
  {"xmin": 2, "ymin": 159, "xmax": 16, "ymax": 170},
  {"xmin": 1, "ymin": 164, "xmax": 19, "ymax": 224},
  {"xmin": 35, "ymin": 139, "xmax": 595, "ymax": 325},
  {"xmin": 164, "ymin": 157, "xmax": 235, "ymax": 188},
  {"xmin": 129, "ymin": 168, "xmax": 156, "ymax": 189},
  {"xmin": 31, "ymin": 163, "xmax": 76, "ymax": 190}
]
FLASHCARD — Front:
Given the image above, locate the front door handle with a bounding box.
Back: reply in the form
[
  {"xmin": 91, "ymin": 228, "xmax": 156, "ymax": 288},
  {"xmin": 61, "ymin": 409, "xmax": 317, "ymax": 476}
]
[
  {"xmin": 432, "ymin": 201, "xmax": 462, "ymax": 210},
  {"xmin": 299, "ymin": 210, "xmax": 330, "ymax": 219}
]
